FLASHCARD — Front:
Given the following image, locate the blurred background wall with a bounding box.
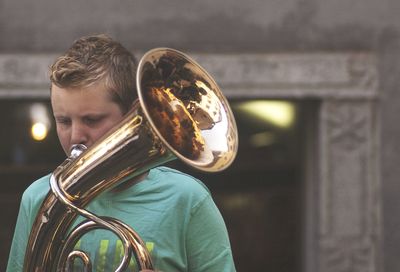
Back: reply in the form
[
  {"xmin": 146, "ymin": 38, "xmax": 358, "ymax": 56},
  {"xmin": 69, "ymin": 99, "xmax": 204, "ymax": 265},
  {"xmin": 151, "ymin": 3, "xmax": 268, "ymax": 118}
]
[{"xmin": 0, "ymin": 0, "xmax": 399, "ymax": 271}]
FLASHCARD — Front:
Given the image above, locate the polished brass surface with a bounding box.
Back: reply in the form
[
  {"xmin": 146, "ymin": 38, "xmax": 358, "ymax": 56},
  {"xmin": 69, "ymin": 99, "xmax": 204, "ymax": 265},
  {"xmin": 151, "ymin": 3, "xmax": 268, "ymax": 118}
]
[
  {"xmin": 23, "ymin": 48, "xmax": 238, "ymax": 271},
  {"xmin": 138, "ymin": 48, "xmax": 238, "ymax": 171}
]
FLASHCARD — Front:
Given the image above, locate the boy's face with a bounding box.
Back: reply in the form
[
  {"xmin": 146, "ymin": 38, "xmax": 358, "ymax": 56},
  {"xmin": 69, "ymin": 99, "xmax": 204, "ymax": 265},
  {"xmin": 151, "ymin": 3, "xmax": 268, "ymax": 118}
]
[{"xmin": 51, "ymin": 82, "xmax": 125, "ymax": 155}]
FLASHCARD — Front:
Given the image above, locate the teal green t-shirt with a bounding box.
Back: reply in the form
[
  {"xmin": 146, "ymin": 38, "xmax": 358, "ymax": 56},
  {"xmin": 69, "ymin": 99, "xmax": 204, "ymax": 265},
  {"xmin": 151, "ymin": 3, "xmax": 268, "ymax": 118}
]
[{"xmin": 7, "ymin": 167, "xmax": 236, "ymax": 271}]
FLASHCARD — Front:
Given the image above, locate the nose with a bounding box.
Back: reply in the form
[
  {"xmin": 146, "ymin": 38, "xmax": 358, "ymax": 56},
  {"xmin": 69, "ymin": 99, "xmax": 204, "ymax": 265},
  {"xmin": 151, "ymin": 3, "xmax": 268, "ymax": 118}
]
[{"xmin": 70, "ymin": 122, "xmax": 89, "ymax": 147}]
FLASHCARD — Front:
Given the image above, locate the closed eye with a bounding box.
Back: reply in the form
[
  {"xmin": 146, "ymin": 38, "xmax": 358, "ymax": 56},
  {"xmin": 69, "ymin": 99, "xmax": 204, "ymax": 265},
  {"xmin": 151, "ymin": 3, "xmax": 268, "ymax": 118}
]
[
  {"xmin": 55, "ymin": 116, "xmax": 71, "ymax": 126},
  {"xmin": 83, "ymin": 115, "xmax": 105, "ymax": 126}
]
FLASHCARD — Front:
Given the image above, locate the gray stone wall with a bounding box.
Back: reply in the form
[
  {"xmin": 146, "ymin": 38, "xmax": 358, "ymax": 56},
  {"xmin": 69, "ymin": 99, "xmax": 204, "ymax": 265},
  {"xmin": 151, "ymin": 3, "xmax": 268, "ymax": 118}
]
[{"xmin": 1, "ymin": 0, "xmax": 400, "ymax": 271}]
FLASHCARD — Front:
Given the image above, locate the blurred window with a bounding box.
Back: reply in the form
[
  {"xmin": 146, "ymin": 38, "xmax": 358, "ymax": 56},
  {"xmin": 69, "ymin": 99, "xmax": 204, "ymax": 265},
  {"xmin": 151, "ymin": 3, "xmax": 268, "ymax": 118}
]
[
  {"xmin": 1, "ymin": 98, "xmax": 306, "ymax": 272},
  {"xmin": 169, "ymin": 99, "xmax": 306, "ymax": 272}
]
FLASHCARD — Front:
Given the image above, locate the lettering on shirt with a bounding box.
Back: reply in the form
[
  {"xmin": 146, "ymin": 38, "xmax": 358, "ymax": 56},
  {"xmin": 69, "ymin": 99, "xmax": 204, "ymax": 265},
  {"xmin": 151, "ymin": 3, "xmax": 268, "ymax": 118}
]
[{"xmin": 72, "ymin": 239, "xmax": 154, "ymax": 271}]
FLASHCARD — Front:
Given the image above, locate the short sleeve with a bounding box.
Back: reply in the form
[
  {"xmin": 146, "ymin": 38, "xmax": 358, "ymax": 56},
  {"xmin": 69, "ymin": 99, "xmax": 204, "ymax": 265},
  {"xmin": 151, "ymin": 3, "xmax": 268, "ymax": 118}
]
[
  {"xmin": 6, "ymin": 195, "xmax": 31, "ymax": 272},
  {"xmin": 186, "ymin": 194, "xmax": 236, "ymax": 272},
  {"xmin": 6, "ymin": 174, "xmax": 50, "ymax": 272}
]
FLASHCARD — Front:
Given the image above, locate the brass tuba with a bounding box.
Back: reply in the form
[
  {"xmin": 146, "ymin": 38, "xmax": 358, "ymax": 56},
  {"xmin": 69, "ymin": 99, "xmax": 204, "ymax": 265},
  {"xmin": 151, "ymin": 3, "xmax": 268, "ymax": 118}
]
[{"xmin": 23, "ymin": 48, "xmax": 238, "ymax": 271}]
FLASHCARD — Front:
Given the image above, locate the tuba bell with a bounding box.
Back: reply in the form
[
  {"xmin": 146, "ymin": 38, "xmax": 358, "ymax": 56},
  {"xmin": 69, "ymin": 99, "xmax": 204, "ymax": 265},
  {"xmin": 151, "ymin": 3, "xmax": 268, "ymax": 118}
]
[{"xmin": 23, "ymin": 48, "xmax": 238, "ymax": 271}]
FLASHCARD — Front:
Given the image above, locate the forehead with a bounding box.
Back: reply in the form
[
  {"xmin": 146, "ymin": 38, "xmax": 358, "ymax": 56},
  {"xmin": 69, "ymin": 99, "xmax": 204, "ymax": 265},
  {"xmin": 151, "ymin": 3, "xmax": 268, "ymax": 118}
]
[{"xmin": 50, "ymin": 83, "xmax": 117, "ymax": 113}]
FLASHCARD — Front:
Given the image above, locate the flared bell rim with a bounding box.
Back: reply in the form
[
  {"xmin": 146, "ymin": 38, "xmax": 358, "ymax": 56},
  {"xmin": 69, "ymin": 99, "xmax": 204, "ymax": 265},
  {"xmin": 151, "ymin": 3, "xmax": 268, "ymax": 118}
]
[{"xmin": 136, "ymin": 47, "xmax": 238, "ymax": 172}]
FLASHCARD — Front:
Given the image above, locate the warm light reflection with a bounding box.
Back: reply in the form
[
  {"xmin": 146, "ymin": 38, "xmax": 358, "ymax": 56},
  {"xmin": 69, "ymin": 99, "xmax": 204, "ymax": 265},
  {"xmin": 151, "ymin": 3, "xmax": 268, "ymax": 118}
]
[
  {"xmin": 237, "ymin": 100, "xmax": 295, "ymax": 128},
  {"xmin": 31, "ymin": 122, "xmax": 48, "ymax": 141},
  {"xmin": 30, "ymin": 103, "xmax": 51, "ymax": 141},
  {"xmin": 249, "ymin": 131, "xmax": 276, "ymax": 147}
]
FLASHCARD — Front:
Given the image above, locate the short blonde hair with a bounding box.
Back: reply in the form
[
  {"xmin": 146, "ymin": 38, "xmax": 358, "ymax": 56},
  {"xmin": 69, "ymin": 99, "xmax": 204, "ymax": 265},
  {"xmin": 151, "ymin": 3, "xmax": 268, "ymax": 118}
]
[{"xmin": 50, "ymin": 34, "xmax": 138, "ymax": 113}]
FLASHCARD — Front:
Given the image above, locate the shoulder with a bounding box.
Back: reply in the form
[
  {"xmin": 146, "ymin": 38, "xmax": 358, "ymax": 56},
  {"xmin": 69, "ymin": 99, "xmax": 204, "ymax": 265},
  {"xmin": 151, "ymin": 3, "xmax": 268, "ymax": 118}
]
[
  {"xmin": 152, "ymin": 166, "xmax": 209, "ymax": 191},
  {"xmin": 150, "ymin": 166, "xmax": 211, "ymax": 201},
  {"xmin": 21, "ymin": 174, "xmax": 51, "ymax": 211}
]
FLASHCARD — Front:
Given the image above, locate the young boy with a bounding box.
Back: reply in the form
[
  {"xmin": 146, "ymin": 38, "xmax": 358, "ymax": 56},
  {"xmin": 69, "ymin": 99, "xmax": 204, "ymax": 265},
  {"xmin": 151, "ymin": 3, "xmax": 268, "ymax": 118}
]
[{"xmin": 7, "ymin": 34, "xmax": 236, "ymax": 271}]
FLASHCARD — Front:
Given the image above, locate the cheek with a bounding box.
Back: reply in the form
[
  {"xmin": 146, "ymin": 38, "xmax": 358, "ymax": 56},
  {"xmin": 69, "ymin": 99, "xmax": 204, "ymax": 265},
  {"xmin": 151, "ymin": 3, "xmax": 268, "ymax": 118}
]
[
  {"xmin": 92, "ymin": 124, "xmax": 117, "ymax": 143},
  {"xmin": 95, "ymin": 116, "xmax": 125, "ymax": 140}
]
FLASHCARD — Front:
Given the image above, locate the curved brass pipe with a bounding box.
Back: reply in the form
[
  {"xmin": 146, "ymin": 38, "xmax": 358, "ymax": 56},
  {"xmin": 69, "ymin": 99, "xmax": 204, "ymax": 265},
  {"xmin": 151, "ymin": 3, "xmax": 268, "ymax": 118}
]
[{"xmin": 23, "ymin": 48, "xmax": 238, "ymax": 271}]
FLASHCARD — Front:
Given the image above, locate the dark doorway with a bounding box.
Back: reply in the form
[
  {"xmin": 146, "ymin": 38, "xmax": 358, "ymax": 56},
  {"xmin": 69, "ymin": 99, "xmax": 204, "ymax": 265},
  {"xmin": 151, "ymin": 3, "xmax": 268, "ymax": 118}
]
[
  {"xmin": 0, "ymin": 99, "xmax": 65, "ymax": 271},
  {"xmin": 169, "ymin": 99, "xmax": 305, "ymax": 272},
  {"xmin": 1, "ymin": 98, "xmax": 305, "ymax": 272}
]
